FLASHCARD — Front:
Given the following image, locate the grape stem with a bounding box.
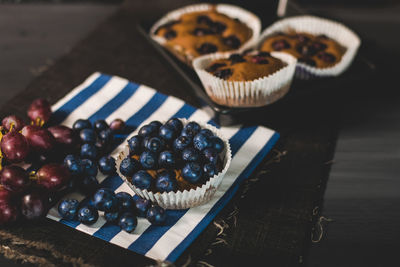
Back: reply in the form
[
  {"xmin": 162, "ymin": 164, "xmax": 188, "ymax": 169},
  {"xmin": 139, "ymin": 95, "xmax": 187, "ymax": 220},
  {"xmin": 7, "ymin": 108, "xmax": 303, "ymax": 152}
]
[
  {"xmin": 8, "ymin": 122, "xmax": 15, "ymax": 132},
  {"xmin": 30, "ymin": 117, "xmax": 45, "ymax": 127},
  {"xmin": 29, "ymin": 171, "xmax": 39, "ymax": 180}
]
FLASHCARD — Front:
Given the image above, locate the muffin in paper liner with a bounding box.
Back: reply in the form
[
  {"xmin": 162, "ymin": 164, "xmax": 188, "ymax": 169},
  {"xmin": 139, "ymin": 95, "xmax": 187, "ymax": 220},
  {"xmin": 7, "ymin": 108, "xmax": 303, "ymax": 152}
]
[
  {"xmin": 252, "ymin": 15, "xmax": 361, "ymax": 80},
  {"xmin": 192, "ymin": 51, "xmax": 297, "ymax": 108},
  {"xmin": 116, "ymin": 118, "xmax": 232, "ymax": 210},
  {"xmin": 149, "ymin": 3, "xmax": 261, "ymax": 67}
]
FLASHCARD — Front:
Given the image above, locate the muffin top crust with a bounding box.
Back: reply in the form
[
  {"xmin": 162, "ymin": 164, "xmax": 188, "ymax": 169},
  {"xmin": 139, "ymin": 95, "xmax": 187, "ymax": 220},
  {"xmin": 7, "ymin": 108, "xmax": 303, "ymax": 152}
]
[
  {"xmin": 205, "ymin": 51, "xmax": 287, "ymax": 81},
  {"xmin": 154, "ymin": 9, "xmax": 253, "ymax": 59},
  {"xmin": 260, "ymin": 31, "xmax": 346, "ymax": 68}
]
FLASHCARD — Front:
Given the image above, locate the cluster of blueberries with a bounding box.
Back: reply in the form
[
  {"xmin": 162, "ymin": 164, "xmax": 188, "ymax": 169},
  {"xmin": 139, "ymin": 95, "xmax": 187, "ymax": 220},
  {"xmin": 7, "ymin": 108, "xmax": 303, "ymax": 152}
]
[
  {"xmin": 119, "ymin": 118, "xmax": 225, "ymax": 193},
  {"xmin": 62, "ymin": 118, "xmax": 124, "ymax": 196},
  {"xmin": 59, "ymin": 118, "xmax": 168, "ymax": 231},
  {"xmin": 58, "ymin": 188, "xmax": 166, "ymax": 232}
]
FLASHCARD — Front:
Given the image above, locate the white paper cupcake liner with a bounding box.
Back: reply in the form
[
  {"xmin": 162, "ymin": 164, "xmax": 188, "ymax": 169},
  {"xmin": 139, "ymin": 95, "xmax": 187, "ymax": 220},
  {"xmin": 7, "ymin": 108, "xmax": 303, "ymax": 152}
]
[
  {"xmin": 116, "ymin": 118, "xmax": 232, "ymax": 210},
  {"xmin": 149, "ymin": 3, "xmax": 261, "ymax": 67},
  {"xmin": 253, "ymin": 15, "xmax": 361, "ymax": 80},
  {"xmin": 192, "ymin": 51, "xmax": 297, "ymax": 107}
]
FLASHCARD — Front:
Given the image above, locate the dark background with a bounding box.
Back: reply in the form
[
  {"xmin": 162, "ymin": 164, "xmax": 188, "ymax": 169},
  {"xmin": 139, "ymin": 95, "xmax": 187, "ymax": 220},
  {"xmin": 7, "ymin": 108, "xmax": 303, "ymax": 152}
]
[{"xmin": 1, "ymin": 0, "xmax": 400, "ymax": 266}]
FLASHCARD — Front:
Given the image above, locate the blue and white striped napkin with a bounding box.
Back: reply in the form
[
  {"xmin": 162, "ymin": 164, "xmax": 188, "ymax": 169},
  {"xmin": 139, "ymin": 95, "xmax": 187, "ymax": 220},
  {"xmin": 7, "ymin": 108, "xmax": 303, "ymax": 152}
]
[{"xmin": 46, "ymin": 72, "xmax": 279, "ymax": 262}]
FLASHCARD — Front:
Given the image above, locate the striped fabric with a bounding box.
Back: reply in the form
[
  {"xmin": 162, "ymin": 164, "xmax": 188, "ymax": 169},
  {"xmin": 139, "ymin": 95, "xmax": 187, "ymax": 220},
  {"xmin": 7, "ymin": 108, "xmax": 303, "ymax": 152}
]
[{"xmin": 46, "ymin": 72, "xmax": 279, "ymax": 262}]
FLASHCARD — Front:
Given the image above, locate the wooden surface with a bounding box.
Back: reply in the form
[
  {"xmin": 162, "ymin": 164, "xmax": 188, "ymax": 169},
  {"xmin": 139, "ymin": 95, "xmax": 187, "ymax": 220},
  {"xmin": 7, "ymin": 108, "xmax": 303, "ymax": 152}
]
[{"xmin": 0, "ymin": 1, "xmax": 397, "ymax": 266}]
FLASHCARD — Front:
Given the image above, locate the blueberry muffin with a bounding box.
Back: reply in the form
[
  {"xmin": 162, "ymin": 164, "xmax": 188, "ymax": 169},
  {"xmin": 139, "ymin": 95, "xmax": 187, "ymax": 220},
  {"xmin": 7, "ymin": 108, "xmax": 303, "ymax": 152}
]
[
  {"xmin": 205, "ymin": 51, "xmax": 287, "ymax": 81},
  {"xmin": 153, "ymin": 9, "xmax": 254, "ymax": 65},
  {"xmin": 260, "ymin": 31, "xmax": 346, "ymax": 68},
  {"xmin": 120, "ymin": 118, "xmax": 227, "ymax": 194}
]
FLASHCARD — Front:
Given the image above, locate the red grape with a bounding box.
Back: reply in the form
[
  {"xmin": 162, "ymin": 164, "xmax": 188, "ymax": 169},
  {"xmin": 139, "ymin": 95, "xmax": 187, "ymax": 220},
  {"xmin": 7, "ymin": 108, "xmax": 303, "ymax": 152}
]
[
  {"xmin": 0, "ymin": 165, "xmax": 30, "ymax": 193},
  {"xmin": 110, "ymin": 118, "xmax": 125, "ymax": 133},
  {"xmin": 48, "ymin": 125, "xmax": 77, "ymax": 147},
  {"xmin": 27, "ymin": 98, "xmax": 52, "ymax": 124},
  {"xmin": 2, "ymin": 115, "xmax": 25, "ymax": 132},
  {"xmin": 36, "ymin": 163, "xmax": 71, "ymax": 192},
  {"xmin": 0, "ymin": 202, "xmax": 18, "ymax": 225},
  {"xmin": 0, "ymin": 131, "xmax": 30, "ymax": 163},
  {"xmin": 20, "ymin": 193, "xmax": 48, "ymax": 220},
  {"xmin": 21, "ymin": 125, "xmax": 55, "ymax": 154},
  {"xmin": 0, "ymin": 186, "xmax": 14, "ymax": 205}
]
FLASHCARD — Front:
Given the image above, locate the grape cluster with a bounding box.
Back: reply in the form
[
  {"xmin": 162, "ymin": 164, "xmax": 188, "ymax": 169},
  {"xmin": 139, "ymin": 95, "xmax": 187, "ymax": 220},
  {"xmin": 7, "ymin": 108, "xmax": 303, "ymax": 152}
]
[
  {"xmin": 120, "ymin": 118, "xmax": 225, "ymax": 193},
  {"xmin": 0, "ymin": 98, "xmax": 75, "ymax": 225},
  {"xmin": 58, "ymin": 188, "xmax": 167, "ymax": 232}
]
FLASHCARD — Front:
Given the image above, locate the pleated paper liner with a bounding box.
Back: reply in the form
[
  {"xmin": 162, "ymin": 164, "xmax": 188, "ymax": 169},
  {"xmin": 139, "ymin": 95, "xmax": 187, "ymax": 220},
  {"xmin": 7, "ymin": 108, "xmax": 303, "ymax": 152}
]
[
  {"xmin": 149, "ymin": 3, "xmax": 261, "ymax": 67},
  {"xmin": 116, "ymin": 118, "xmax": 232, "ymax": 210}
]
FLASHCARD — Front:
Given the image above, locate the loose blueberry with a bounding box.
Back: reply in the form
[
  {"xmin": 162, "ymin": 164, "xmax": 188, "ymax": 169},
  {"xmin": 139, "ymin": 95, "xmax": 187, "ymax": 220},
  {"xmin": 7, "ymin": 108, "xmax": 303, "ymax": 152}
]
[
  {"xmin": 173, "ymin": 135, "xmax": 192, "ymax": 152},
  {"xmin": 223, "ymin": 35, "xmax": 241, "ymax": 49},
  {"xmin": 79, "ymin": 128, "xmax": 96, "ymax": 144},
  {"xmin": 78, "ymin": 197, "xmax": 95, "ymax": 210},
  {"xmin": 159, "ymin": 125, "xmax": 177, "ymax": 142},
  {"xmin": 158, "ymin": 150, "xmax": 176, "ymax": 169},
  {"xmin": 80, "ymin": 175, "xmax": 99, "ymax": 195},
  {"xmin": 193, "ymin": 133, "xmax": 212, "ymax": 151},
  {"xmin": 155, "ymin": 170, "xmax": 177, "ymax": 193},
  {"xmin": 98, "ymin": 156, "xmax": 116, "ymax": 175},
  {"xmin": 203, "ymin": 163, "xmax": 217, "ymax": 179},
  {"xmin": 115, "ymin": 192, "xmax": 135, "ymax": 211},
  {"xmin": 58, "ymin": 199, "xmax": 79, "ymax": 220},
  {"xmin": 64, "ymin": 154, "xmax": 83, "ymax": 176},
  {"xmin": 139, "ymin": 150, "xmax": 158, "ymax": 169},
  {"xmin": 182, "ymin": 147, "xmax": 200, "ymax": 162},
  {"xmin": 146, "ymin": 205, "xmax": 167, "ymax": 226},
  {"xmin": 164, "ymin": 30, "xmax": 177, "ymax": 40},
  {"xmin": 197, "ymin": 43, "xmax": 218, "ymax": 54},
  {"xmin": 199, "ymin": 129, "xmax": 214, "ymax": 137},
  {"xmin": 77, "ymin": 205, "xmax": 99, "ymax": 225},
  {"xmin": 272, "ymin": 39, "xmax": 291, "ymax": 50},
  {"xmin": 183, "ymin": 121, "xmax": 201, "ymax": 137},
  {"xmin": 145, "ymin": 136, "xmax": 164, "ymax": 153},
  {"xmin": 92, "ymin": 188, "xmax": 118, "ymax": 212},
  {"xmin": 138, "ymin": 124, "xmax": 157, "ymax": 137},
  {"xmin": 149, "ymin": 120, "xmax": 163, "ymax": 130},
  {"xmin": 182, "ymin": 162, "xmax": 203, "ymax": 183},
  {"xmin": 119, "ymin": 157, "xmax": 140, "ymax": 177},
  {"xmin": 206, "ymin": 63, "xmax": 226, "ymax": 72},
  {"xmin": 98, "ymin": 129, "xmax": 113, "ymax": 143},
  {"xmin": 128, "ymin": 135, "xmax": 143, "ymax": 155},
  {"xmin": 210, "ymin": 136, "xmax": 224, "ymax": 153},
  {"xmin": 214, "ymin": 68, "xmax": 233, "ymax": 79},
  {"xmin": 95, "ymin": 139, "xmax": 108, "ymax": 155},
  {"xmin": 203, "ymin": 148, "xmax": 218, "ymax": 165},
  {"xmin": 104, "ymin": 210, "xmax": 119, "ymax": 223},
  {"xmin": 133, "ymin": 195, "xmax": 151, "ymax": 217},
  {"xmin": 166, "ymin": 118, "xmax": 183, "ymax": 133},
  {"xmin": 132, "ymin": 170, "xmax": 153, "ymax": 190},
  {"xmin": 94, "ymin": 119, "xmax": 109, "ymax": 133},
  {"xmin": 80, "ymin": 143, "xmax": 98, "ymax": 159},
  {"xmin": 81, "ymin": 158, "xmax": 98, "ymax": 177},
  {"xmin": 73, "ymin": 119, "xmax": 91, "ymax": 131},
  {"xmin": 118, "ymin": 212, "xmax": 138, "ymax": 233},
  {"xmin": 228, "ymin": 53, "xmax": 246, "ymax": 64}
]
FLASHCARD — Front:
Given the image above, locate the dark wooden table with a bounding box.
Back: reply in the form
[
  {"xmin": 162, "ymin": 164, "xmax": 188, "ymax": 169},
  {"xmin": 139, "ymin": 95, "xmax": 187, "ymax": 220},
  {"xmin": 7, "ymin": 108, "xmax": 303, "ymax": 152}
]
[{"xmin": 0, "ymin": 1, "xmax": 398, "ymax": 266}]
